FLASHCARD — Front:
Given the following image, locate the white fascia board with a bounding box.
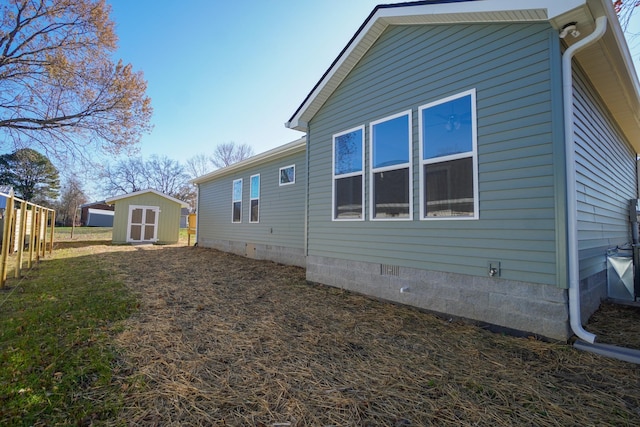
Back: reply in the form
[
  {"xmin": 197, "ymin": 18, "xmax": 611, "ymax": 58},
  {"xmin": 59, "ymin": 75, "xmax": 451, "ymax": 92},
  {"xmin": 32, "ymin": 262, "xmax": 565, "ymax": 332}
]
[
  {"xmin": 286, "ymin": 0, "xmax": 587, "ymax": 128},
  {"xmin": 191, "ymin": 136, "xmax": 306, "ymax": 184},
  {"xmin": 374, "ymin": 0, "xmax": 586, "ymax": 21}
]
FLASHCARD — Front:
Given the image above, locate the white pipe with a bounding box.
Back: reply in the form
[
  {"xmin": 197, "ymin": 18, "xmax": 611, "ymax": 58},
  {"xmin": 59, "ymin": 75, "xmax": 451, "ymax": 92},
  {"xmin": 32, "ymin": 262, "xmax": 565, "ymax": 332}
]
[{"xmin": 563, "ymin": 15, "xmax": 607, "ymax": 343}]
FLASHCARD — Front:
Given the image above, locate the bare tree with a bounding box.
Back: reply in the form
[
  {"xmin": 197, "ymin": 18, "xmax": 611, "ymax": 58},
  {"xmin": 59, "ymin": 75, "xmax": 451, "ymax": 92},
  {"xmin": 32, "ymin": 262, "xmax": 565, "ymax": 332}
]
[
  {"xmin": 615, "ymin": 0, "xmax": 640, "ymax": 31},
  {"xmin": 145, "ymin": 155, "xmax": 189, "ymax": 197},
  {"xmin": 99, "ymin": 157, "xmax": 148, "ymax": 195},
  {"xmin": 0, "ymin": 0, "xmax": 152, "ymax": 163},
  {"xmin": 100, "ymin": 155, "xmax": 196, "ymax": 208},
  {"xmin": 185, "ymin": 153, "xmax": 213, "ymax": 179},
  {"xmin": 55, "ymin": 176, "xmax": 87, "ymax": 226},
  {"xmin": 211, "ymin": 142, "xmax": 254, "ymax": 168}
]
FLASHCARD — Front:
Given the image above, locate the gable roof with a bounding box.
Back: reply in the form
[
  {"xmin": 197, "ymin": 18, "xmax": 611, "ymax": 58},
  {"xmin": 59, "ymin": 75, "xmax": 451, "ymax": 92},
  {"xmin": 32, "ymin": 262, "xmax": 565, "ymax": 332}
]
[
  {"xmin": 286, "ymin": 0, "xmax": 640, "ymax": 152},
  {"xmin": 105, "ymin": 189, "xmax": 188, "ymax": 207}
]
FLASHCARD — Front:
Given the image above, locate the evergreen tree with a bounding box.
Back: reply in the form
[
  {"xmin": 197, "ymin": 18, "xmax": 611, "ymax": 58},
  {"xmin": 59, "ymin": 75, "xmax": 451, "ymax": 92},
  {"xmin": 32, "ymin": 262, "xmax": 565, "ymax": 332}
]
[{"xmin": 0, "ymin": 148, "xmax": 60, "ymax": 204}]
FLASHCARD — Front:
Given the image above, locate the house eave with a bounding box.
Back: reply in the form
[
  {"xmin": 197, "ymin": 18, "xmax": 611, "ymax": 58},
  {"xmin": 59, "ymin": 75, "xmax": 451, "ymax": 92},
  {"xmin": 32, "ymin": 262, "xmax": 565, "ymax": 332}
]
[
  {"xmin": 287, "ymin": 0, "xmax": 640, "ymax": 152},
  {"xmin": 191, "ymin": 136, "xmax": 307, "ymax": 184}
]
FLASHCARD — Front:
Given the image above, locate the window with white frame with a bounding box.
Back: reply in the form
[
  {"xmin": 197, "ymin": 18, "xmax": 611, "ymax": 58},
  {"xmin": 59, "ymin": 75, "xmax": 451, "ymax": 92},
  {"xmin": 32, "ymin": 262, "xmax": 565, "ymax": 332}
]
[
  {"xmin": 279, "ymin": 164, "xmax": 295, "ymax": 186},
  {"xmin": 232, "ymin": 178, "xmax": 242, "ymax": 223},
  {"xmin": 370, "ymin": 110, "xmax": 412, "ymax": 220},
  {"xmin": 250, "ymin": 174, "xmax": 260, "ymax": 223},
  {"xmin": 333, "ymin": 126, "xmax": 364, "ymax": 220},
  {"xmin": 419, "ymin": 89, "xmax": 478, "ymax": 219}
]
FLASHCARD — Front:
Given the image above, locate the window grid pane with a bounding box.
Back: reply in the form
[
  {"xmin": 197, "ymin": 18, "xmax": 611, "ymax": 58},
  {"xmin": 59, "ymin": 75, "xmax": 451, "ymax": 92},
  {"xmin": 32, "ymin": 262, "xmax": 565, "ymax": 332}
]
[
  {"xmin": 372, "ymin": 115, "xmax": 410, "ymax": 168},
  {"xmin": 373, "ymin": 168, "xmax": 410, "ymax": 218},
  {"xmin": 334, "ymin": 129, "xmax": 363, "ymax": 175},
  {"xmin": 335, "ymin": 175, "xmax": 363, "ymax": 219},
  {"xmin": 422, "ymin": 94, "xmax": 473, "ymax": 160},
  {"xmin": 424, "ymin": 157, "xmax": 474, "ymax": 217}
]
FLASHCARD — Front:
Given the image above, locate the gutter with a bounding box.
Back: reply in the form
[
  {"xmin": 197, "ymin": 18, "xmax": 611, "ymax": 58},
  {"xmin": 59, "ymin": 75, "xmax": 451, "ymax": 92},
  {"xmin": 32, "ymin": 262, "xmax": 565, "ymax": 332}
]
[
  {"xmin": 563, "ymin": 15, "xmax": 607, "ymax": 344},
  {"xmin": 563, "ymin": 13, "xmax": 640, "ymax": 364}
]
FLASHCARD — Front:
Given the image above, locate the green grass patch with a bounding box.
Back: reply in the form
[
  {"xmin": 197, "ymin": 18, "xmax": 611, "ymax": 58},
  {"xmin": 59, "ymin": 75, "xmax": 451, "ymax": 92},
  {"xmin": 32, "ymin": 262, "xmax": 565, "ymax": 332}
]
[
  {"xmin": 0, "ymin": 249, "xmax": 137, "ymax": 426},
  {"xmin": 54, "ymin": 226, "xmax": 113, "ymax": 242}
]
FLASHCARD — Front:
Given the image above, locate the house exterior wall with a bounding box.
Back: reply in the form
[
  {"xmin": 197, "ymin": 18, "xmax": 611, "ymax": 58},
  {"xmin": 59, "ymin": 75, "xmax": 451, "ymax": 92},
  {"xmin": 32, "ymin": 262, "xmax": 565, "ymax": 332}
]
[
  {"xmin": 112, "ymin": 193, "xmax": 182, "ymax": 244},
  {"xmin": 305, "ymin": 22, "xmax": 571, "ymax": 339},
  {"xmin": 196, "ymin": 146, "xmax": 306, "ymax": 267},
  {"xmin": 572, "ymin": 64, "xmax": 638, "ymax": 316}
]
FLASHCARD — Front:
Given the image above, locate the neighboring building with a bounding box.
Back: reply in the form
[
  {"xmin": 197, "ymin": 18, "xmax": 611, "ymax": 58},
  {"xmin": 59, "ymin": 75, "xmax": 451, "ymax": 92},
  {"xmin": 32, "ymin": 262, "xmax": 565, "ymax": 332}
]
[
  {"xmin": 193, "ymin": 137, "xmax": 307, "ymax": 267},
  {"xmin": 105, "ymin": 189, "xmax": 188, "ymax": 244},
  {"xmin": 79, "ymin": 201, "xmax": 115, "ymax": 227},
  {"xmin": 180, "ymin": 207, "xmax": 190, "ymax": 228},
  {"xmin": 195, "ymin": 0, "xmax": 640, "ymax": 341},
  {"xmin": 0, "ymin": 186, "xmax": 13, "ymax": 213}
]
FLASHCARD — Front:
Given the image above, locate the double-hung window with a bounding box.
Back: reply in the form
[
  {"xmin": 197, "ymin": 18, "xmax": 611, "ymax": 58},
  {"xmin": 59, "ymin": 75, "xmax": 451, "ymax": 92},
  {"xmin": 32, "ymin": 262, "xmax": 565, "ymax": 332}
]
[
  {"xmin": 333, "ymin": 126, "xmax": 364, "ymax": 220},
  {"xmin": 419, "ymin": 89, "xmax": 478, "ymax": 219},
  {"xmin": 250, "ymin": 174, "xmax": 260, "ymax": 223},
  {"xmin": 232, "ymin": 178, "xmax": 242, "ymax": 223},
  {"xmin": 370, "ymin": 110, "xmax": 412, "ymax": 220}
]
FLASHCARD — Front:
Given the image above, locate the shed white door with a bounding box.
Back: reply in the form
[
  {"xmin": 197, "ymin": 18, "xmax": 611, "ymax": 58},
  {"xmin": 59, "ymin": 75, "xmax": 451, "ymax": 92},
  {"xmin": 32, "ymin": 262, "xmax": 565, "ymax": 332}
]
[{"xmin": 127, "ymin": 205, "xmax": 159, "ymax": 243}]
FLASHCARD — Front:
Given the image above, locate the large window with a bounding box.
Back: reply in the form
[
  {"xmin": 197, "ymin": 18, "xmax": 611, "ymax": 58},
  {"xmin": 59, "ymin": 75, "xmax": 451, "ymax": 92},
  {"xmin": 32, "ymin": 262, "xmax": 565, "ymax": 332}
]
[
  {"xmin": 333, "ymin": 126, "xmax": 364, "ymax": 220},
  {"xmin": 279, "ymin": 164, "xmax": 295, "ymax": 186},
  {"xmin": 232, "ymin": 178, "xmax": 242, "ymax": 223},
  {"xmin": 370, "ymin": 110, "xmax": 412, "ymax": 220},
  {"xmin": 250, "ymin": 174, "xmax": 260, "ymax": 223},
  {"xmin": 419, "ymin": 89, "xmax": 478, "ymax": 219}
]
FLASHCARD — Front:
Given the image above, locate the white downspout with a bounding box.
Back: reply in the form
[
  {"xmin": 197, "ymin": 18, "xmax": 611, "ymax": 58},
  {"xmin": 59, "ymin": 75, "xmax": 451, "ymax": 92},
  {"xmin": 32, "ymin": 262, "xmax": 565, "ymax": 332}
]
[{"xmin": 563, "ymin": 15, "xmax": 607, "ymax": 344}]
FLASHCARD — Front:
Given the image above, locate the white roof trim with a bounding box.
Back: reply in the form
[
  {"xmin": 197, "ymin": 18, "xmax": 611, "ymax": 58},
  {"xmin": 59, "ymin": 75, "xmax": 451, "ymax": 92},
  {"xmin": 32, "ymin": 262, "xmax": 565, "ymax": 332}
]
[
  {"xmin": 191, "ymin": 136, "xmax": 306, "ymax": 184},
  {"xmin": 285, "ymin": 0, "xmax": 640, "ymax": 150},
  {"xmin": 105, "ymin": 188, "xmax": 188, "ymax": 207},
  {"xmin": 286, "ymin": 0, "xmax": 591, "ymax": 132}
]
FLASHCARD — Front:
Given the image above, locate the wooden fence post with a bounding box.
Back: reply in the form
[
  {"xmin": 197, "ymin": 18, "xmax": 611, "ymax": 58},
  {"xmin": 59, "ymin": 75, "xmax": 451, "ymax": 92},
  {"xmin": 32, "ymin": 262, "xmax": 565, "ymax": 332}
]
[
  {"xmin": 15, "ymin": 201, "xmax": 27, "ymax": 279},
  {"xmin": 49, "ymin": 210, "xmax": 55, "ymax": 254},
  {"xmin": 1, "ymin": 194, "xmax": 15, "ymax": 288},
  {"xmin": 28, "ymin": 205, "xmax": 36, "ymax": 268}
]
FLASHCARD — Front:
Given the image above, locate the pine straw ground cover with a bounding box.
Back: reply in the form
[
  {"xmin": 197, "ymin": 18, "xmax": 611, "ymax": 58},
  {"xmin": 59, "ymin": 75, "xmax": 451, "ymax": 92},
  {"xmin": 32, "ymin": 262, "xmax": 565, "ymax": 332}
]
[{"xmin": 82, "ymin": 242, "xmax": 640, "ymax": 427}]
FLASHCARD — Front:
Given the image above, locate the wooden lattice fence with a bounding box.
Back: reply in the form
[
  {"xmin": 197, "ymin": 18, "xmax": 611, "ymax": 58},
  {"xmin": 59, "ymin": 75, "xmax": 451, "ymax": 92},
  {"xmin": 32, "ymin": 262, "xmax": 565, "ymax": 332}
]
[{"xmin": 0, "ymin": 191, "xmax": 55, "ymax": 288}]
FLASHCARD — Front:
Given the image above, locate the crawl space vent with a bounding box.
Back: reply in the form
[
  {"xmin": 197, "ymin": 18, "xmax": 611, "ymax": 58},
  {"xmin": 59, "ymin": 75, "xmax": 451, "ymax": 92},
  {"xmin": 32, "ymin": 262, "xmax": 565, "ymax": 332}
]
[{"xmin": 380, "ymin": 264, "xmax": 400, "ymax": 276}]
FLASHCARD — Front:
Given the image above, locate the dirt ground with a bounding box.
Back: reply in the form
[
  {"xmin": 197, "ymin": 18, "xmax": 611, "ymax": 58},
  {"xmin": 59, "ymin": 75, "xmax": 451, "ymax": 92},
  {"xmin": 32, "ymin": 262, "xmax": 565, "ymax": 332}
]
[{"xmin": 78, "ymin": 241, "xmax": 640, "ymax": 426}]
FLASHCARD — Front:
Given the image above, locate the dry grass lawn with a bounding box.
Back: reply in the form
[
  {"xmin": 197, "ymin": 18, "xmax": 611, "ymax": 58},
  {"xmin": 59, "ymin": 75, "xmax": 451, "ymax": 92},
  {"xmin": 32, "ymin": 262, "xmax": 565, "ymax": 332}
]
[{"xmin": 53, "ymin": 231, "xmax": 640, "ymax": 426}]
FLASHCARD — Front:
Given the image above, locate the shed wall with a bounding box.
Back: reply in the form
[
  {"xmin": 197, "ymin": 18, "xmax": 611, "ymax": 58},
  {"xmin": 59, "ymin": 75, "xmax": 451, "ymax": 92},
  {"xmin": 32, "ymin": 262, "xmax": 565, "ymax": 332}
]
[{"xmin": 112, "ymin": 193, "xmax": 183, "ymax": 244}]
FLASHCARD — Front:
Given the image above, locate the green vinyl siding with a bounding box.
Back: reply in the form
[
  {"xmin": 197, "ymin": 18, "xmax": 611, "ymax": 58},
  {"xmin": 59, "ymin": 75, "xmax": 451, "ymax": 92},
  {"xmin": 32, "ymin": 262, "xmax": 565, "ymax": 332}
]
[
  {"xmin": 307, "ymin": 22, "xmax": 564, "ymax": 285},
  {"xmin": 572, "ymin": 65, "xmax": 637, "ymax": 280},
  {"xmin": 111, "ymin": 192, "xmax": 183, "ymax": 244},
  {"xmin": 197, "ymin": 148, "xmax": 306, "ymax": 250}
]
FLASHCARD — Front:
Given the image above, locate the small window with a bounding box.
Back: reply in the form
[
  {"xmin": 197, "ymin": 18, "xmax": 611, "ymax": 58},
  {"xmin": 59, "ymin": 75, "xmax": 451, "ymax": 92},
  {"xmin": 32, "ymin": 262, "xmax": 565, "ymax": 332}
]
[
  {"xmin": 279, "ymin": 165, "xmax": 295, "ymax": 186},
  {"xmin": 232, "ymin": 178, "xmax": 242, "ymax": 223},
  {"xmin": 250, "ymin": 174, "xmax": 260, "ymax": 223},
  {"xmin": 419, "ymin": 89, "xmax": 478, "ymax": 219},
  {"xmin": 333, "ymin": 126, "xmax": 364, "ymax": 220},
  {"xmin": 370, "ymin": 110, "xmax": 412, "ymax": 220}
]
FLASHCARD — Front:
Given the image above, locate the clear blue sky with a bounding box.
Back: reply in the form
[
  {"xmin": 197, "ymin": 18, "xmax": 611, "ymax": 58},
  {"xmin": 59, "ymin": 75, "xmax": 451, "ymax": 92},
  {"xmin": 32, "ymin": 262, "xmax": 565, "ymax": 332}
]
[
  {"xmin": 105, "ymin": 0, "xmax": 384, "ymax": 165},
  {"xmin": 105, "ymin": 1, "xmax": 640, "ymax": 167}
]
